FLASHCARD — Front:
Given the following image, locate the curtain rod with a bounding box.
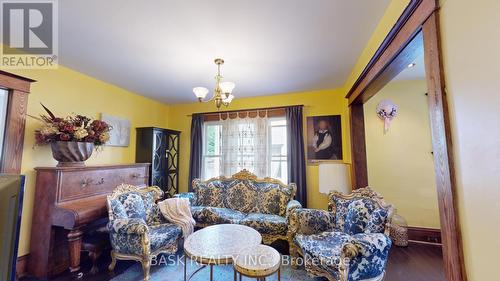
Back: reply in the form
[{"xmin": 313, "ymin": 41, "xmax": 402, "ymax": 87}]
[{"xmin": 186, "ymin": 104, "xmax": 304, "ymax": 117}]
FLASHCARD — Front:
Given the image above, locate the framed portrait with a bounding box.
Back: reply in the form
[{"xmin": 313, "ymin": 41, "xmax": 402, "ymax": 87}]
[
  {"xmin": 101, "ymin": 113, "xmax": 130, "ymax": 147},
  {"xmin": 306, "ymin": 115, "xmax": 343, "ymax": 161}
]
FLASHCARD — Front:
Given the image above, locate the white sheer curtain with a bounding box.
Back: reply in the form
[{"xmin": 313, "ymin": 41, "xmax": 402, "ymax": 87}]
[{"xmin": 220, "ymin": 115, "xmax": 269, "ymax": 178}]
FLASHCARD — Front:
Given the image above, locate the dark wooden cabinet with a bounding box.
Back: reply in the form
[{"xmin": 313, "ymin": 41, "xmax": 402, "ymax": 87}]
[{"xmin": 135, "ymin": 127, "xmax": 180, "ymax": 197}]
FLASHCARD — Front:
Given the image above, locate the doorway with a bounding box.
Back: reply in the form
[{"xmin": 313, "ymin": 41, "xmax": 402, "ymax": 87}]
[
  {"xmin": 346, "ymin": 1, "xmax": 466, "ymax": 280},
  {"xmin": 363, "ymin": 32, "xmax": 444, "ymax": 280}
]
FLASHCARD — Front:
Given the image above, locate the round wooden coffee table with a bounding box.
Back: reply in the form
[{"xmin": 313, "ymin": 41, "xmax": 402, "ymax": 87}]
[
  {"xmin": 233, "ymin": 245, "xmax": 281, "ymax": 281},
  {"xmin": 183, "ymin": 224, "xmax": 262, "ymax": 281}
]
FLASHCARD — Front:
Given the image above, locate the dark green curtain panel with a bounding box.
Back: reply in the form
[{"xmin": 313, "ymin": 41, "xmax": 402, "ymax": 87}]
[{"xmin": 286, "ymin": 106, "xmax": 307, "ymax": 207}]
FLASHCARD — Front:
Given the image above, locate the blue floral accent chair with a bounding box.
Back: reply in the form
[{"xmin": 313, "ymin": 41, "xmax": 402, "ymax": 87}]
[
  {"xmin": 175, "ymin": 170, "xmax": 302, "ymax": 244},
  {"xmin": 106, "ymin": 184, "xmax": 182, "ymax": 281},
  {"xmin": 288, "ymin": 187, "xmax": 395, "ymax": 281}
]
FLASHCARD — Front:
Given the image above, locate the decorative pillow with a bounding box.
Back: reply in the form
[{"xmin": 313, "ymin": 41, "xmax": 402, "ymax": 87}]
[
  {"xmin": 330, "ymin": 197, "xmax": 352, "ymax": 231},
  {"xmin": 343, "ymin": 199, "xmax": 376, "ymax": 235},
  {"xmin": 139, "ymin": 191, "xmax": 165, "ymax": 225},
  {"xmin": 110, "ymin": 199, "xmax": 128, "ymax": 219},
  {"xmin": 119, "ymin": 192, "xmax": 147, "ymax": 220},
  {"xmin": 366, "ymin": 208, "xmax": 389, "ymax": 233}
]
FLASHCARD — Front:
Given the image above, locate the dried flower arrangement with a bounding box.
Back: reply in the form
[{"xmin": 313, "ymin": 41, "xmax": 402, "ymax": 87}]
[{"xmin": 33, "ymin": 104, "xmax": 111, "ymax": 147}]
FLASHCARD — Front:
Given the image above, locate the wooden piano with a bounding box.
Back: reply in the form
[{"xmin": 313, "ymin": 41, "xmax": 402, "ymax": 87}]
[{"xmin": 28, "ymin": 164, "xmax": 150, "ymax": 278}]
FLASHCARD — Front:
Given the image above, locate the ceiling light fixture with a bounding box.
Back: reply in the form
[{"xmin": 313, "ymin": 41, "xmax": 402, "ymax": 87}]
[
  {"xmin": 193, "ymin": 58, "xmax": 235, "ymax": 109},
  {"xmin": 407, "ymin": 62, "xmax": 416, "ymax": 68}
]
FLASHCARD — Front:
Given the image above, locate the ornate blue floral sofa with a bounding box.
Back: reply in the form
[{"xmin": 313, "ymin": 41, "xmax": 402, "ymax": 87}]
[
  {"xmin": 176, "ymin": 170, "xmax": 302, "ymax": 244},
  {"xmin": 106, "ymin": 184, "xmax": 182, "ymax": 281},
  {"xmin": 288, "ymin": 187, "xmax": 395, "ymax": 281}
]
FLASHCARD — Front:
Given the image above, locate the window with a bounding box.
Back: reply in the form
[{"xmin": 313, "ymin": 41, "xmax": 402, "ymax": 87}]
[
  {"xmin": 201, "ymin": 116, "xmax": 288, "ymax": 183},
  {"xmin": 0, "ymin": 89, "xmax": 8, "ymax": 160},
  {"xmin": 202, "ymin": 121, "xmax": 222, "ymax": 180},
  {"xmin": 268, "ymin": 118, "xmax": 288, "ymax": 182}
]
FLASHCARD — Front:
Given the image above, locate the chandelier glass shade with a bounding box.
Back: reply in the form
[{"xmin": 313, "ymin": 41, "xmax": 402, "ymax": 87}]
[{"xmin": 193, "ymin": 58, "xmax": 235, "ymax": 109}]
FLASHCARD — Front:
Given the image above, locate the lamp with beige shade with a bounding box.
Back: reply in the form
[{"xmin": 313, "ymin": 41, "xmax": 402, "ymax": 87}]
[{"xmin": 318, "ymin": 162, "xmax": 351, "ymax": 195}]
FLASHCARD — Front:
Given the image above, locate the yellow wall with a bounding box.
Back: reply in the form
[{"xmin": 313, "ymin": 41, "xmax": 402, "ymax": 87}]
[
  {"xmin": 167, "ymin": 89, "xmax": 351, "ymax": 210},
  {"xmin": 439, "ymin": 0, "xmax": 500, "ymax": 279},
  {"xmin": 364, "ymin": 79, "xmax": 440, "ymax": 228},
  {"xmin": 8, "ymin": 66, "xmax": 170, "ymax": 256}
]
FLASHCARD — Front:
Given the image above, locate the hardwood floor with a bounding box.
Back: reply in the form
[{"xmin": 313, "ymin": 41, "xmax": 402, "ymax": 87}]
[
  {"xmin": 386, "ymin": 242, "xmax": 445, "ymax": 281},
  {"xmin": 20, "ymin": 242, "xmax": 444, "ymax": 281}
]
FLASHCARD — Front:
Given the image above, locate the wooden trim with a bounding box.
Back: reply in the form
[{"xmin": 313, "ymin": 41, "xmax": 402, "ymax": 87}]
[
  {"xmin": 16, "ymin": 254, "xmax": 29, "ymax": 278},
  {"xmin": 346, "ymin": 0, "xmax": 422, "ymax": 100},
  {"xmin": 0, "ymin": 71, "xmax": 34, "ymax": 173},
  {"xmin": 346, "ymin": 0, "xmax": 467, "ymax": 280},
  {"xmin": 0, "ymin": 70, "xmax": 35, "ymax": 93},
  {"xmin": 346, "ymin": 0, "xmax": 436, "ymax": 105},
  {"xmin": 355, "ymin": 31, "xmax": 424, "ymax": 105},
  {"xmin": 423, "ymin": 11, "xmax": 467, "ymax": 281},
  {"xmin": 349, "ymin": 104, "xmax": 368, "ymax": 188},
  {"xmin": 407, "ymin": 226, "xmax": 442, "ymax": 244},
  {"xmin": 1, "ymin": 90, "xmax": 29, "ymax": 173}
]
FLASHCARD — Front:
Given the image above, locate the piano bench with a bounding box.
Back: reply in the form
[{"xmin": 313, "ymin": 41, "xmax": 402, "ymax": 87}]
[{"xmin": 82, "ymin": 229, "xmax": 110, "ymax": 275}]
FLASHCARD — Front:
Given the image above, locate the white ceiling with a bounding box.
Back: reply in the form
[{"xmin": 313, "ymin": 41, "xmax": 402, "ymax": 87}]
[{"xmin": 57, "ymin": 0, "xmax": 391, "ymax": 104}]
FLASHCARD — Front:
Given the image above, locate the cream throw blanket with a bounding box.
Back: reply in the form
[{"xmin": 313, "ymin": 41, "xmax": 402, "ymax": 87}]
[{"xmin": 158, "ymin": 198, "xmax": 195, "ymax": 237}]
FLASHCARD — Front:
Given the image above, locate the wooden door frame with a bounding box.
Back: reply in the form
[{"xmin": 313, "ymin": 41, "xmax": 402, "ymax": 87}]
[
  {"xmin": 0, "ymin": 70, "xmax": 35, "ymax": 174},
  {"xmin": 346, "ymin": 0, "xmax": 466, "ymax": 280}
]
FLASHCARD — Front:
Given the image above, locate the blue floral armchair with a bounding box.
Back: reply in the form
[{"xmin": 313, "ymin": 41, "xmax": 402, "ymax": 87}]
[
  {"xmin": 288, "ymin": 187, "xmax": 395, "ymax": 281},
  {"xmin": 175, "ymin": 170, "xmax": 302, "ymax": 244},
  {"xmin": 106, "ymin": 184, "xmax": 182, "ymax": 281}
]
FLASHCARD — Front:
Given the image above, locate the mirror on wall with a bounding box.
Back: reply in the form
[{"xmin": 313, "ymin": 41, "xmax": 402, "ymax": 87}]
[
  {"xmin": 0, "ymin": 89, "xmax": 9, "ymax": 160},
  {"xmin": 362, "ymin": 31, "xmax": 445, "ymax": 280}
]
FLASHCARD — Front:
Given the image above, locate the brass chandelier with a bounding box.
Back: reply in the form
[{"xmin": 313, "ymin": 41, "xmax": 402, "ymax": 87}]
[{"xmin": 193, "ymin": 58, "xmax": 235, "ymax": 109}]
